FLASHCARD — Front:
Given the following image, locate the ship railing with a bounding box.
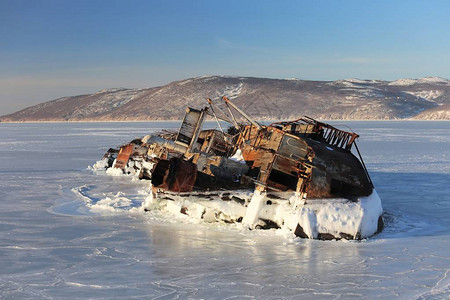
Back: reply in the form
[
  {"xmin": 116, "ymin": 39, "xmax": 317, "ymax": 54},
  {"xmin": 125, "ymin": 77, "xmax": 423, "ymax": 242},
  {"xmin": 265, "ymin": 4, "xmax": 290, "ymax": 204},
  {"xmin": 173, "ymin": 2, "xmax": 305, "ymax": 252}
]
[{"xmin": 270, "ymin": 116, "xmax": 359, "ymax": 151}]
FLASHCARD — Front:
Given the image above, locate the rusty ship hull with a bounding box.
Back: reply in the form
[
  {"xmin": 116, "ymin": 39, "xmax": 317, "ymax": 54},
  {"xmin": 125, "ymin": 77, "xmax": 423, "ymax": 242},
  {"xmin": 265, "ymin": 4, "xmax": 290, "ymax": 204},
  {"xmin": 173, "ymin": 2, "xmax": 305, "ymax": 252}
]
[{"xmin": 96, "ymin": 97, "xmax": 383, "ymax": 240}]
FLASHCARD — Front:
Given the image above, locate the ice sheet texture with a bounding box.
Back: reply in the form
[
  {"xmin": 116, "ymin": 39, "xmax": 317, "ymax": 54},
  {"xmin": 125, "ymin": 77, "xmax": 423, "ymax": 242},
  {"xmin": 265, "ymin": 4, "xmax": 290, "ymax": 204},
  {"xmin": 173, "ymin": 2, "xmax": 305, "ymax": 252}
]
[{"xmin": 1, "ymin": 121, "xmax": 449, "ymax": 299}]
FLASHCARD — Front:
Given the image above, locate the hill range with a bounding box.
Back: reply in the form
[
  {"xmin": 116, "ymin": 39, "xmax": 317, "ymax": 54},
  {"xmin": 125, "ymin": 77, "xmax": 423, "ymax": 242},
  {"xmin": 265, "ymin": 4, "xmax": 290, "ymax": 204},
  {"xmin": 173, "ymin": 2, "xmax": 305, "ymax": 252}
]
[{"xmin": 1, "ymin": 76, "xmax": 449, "ymax": 122}]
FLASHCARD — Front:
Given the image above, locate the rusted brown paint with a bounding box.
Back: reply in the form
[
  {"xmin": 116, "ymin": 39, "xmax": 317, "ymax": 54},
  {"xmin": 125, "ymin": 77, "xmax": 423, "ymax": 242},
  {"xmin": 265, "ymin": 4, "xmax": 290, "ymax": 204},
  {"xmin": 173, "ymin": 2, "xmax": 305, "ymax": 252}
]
[
  {"xmin": 152, "ymin": 157, "xmax": 197, "ymax": 193},
  {"xmin": 148, "ymin": 112, "xmax": 367, "ymax": 199},
  {"xmin": 305, "ymin": 140, "xmax": 372, "ymax": 199},
  {"xmin": 114, "ymin": 144, "xmax": 133, "ymax": 170},
  {"xmin": 232, "ymin": 123, "xmax": 315, "ymax": 194},
  {"xmin": 197, "ymin": 130, "xmax": 234, "ymax": 156}
]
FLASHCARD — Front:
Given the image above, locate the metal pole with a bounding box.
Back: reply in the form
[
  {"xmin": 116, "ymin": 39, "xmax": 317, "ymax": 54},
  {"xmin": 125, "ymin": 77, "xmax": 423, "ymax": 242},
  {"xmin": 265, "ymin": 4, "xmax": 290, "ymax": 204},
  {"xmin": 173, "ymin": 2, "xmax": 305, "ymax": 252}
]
[
  {"xmin": 354, "ymin": 141, "xmax": 374, "ymax": 188},
  {"xmin": 207, "ymin": 98, "xmax": 238, "ymax": 128},
  {"xmin": 207, "ymin": 99, "xmax": 225, "ymax": 134},
  {"xmin": 222, "ymin": 96, "xmax": 262, "ymax": 130}
]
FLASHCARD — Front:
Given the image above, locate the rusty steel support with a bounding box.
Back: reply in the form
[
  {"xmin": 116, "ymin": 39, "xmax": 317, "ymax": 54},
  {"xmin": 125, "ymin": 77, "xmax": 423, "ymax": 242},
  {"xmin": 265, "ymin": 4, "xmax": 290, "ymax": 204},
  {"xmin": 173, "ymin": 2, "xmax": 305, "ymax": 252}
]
[
  {"xmin": 207, "ymin": 98, "xmax": 238, "ymax": 129},
  {"xmin": 222, "ymin": 96, "xmax": 262, "ymax": 130},
  {"xmin": 207, "ymin": 99, "xmax": 225, "ymax": 134}
]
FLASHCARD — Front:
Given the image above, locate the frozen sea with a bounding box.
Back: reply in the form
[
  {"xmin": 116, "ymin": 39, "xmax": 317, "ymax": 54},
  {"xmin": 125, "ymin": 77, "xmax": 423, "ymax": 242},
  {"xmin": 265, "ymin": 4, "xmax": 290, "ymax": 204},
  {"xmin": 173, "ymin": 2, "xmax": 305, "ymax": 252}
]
[{"xmin": 0, "ymin": 121, "xmax": 449, "ymax": 299}]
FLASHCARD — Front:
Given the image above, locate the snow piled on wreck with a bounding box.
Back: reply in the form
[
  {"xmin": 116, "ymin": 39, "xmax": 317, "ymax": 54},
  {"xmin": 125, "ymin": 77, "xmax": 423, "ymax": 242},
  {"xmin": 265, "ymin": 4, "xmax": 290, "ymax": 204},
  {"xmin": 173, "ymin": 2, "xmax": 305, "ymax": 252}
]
[
  {"xmin": 294, "ymin": 191, "xmax": 383, "ymax": 239},
  {"xmin": 89, "ymin": 158, "xmax": 383, "ymax": 240}
]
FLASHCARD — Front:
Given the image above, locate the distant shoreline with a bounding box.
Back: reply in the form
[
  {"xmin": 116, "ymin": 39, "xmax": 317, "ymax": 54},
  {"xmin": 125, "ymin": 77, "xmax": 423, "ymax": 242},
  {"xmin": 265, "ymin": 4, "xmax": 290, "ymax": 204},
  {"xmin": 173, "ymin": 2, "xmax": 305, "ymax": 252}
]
[
  {"xmin": 1, "ymin": 118, "xmax": 450, "ymax": 124},
  {"xmin": 2, "ymin": 75, "xmax": 448, "ymax": 123},
  {"xmin": 0, "ymin": 119, "xmax": 181, "ymax": 124}
]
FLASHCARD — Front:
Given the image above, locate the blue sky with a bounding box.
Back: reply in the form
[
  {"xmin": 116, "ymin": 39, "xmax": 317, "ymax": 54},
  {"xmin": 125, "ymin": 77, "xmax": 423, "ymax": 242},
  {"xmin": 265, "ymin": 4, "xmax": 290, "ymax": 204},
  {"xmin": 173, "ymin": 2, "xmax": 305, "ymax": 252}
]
[{"xmin": 1, "ymin": 0, "xmax": 449, "ymax": 114}]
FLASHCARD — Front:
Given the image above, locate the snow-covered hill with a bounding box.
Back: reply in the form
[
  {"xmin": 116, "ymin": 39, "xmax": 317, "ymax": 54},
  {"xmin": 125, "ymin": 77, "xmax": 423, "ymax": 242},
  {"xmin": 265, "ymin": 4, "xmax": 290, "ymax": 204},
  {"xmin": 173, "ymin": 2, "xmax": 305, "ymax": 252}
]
[
  {"xmin": 1, "ymin": 76, "xmax": 449, "ymax": 121},
  {"xmin": 388, "ymin": 76, "xmax": 449, "ymax": 86}
]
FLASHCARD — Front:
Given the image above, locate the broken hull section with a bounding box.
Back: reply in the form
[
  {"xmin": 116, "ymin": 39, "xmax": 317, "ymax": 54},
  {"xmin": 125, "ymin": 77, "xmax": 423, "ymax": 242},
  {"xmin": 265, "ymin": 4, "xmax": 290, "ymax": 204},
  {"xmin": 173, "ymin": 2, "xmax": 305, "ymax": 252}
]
[{"xmin": 94, "ymin": 97, "xmax": 383, "ymax": 240}]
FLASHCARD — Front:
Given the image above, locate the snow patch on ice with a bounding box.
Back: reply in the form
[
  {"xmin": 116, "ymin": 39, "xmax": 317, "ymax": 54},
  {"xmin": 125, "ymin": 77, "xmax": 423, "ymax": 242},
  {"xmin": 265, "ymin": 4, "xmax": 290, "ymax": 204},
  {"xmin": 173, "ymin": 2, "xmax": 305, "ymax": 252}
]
[
  {"xmin": 90, "ymin": 159, "xmax": 108, "ymax": 171},
  {"xmin": 89, "ymin": 195, "xmax": 133, "ymax": 213},
  {"xmin": 72, "ymin": 186, "xmax": 137, "ymax": 214},
  {"xmin": 93, "ymin": 158, "xmax": 149, "ymax": 177},
  {"xmin": 105, "ymin": 166, "xmax": 125, "ymax": 176}
]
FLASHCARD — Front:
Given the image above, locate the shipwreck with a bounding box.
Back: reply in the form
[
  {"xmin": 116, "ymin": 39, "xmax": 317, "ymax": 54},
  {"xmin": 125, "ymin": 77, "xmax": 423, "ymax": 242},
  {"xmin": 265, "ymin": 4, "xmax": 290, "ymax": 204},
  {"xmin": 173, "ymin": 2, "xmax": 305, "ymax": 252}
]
[{"xmin": 95, "ymin": 96, "xmax": 384, "ymax": 240}]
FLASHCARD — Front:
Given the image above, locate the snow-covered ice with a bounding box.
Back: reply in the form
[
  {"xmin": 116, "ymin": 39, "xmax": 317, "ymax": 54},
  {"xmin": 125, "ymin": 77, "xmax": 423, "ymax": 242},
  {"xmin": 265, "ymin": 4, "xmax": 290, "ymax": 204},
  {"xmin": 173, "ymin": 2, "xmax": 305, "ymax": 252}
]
[{"xmin": 1, "ymin": 121, "xmax": 449, "ymax": 299}]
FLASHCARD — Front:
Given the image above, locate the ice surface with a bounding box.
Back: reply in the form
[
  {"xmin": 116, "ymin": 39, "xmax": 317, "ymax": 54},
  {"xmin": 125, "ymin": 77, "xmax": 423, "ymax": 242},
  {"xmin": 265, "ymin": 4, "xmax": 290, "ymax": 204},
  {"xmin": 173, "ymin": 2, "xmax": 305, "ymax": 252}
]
[{"xmin": 1, "ymin": 121, "xmax": 449, "ymax": 299}]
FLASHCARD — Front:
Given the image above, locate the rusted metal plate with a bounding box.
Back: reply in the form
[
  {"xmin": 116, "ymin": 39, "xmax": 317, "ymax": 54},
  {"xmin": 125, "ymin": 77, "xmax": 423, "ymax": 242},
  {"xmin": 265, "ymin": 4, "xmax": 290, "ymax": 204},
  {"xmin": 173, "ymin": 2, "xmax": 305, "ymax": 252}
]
[
  {"xmin": 175, "ymin": 107, "xmax": 207, "ymax": 152},
  {"xmin": 114, "ymin": 144, "xmax": 133, "ymax": 170},
  {"xmin": 175, "ymin": 107, "xmax": 203, "ymax": 146},
  {"xmin": 278, "ymin": 134, "xmax": 309, "ymax": 160},
  {"xmin": 197, "ymin": 129, "xmax": 233, "ymax": 156},
  {"xmin": 257, "ymin": 129, "xmax": 284, "ymax": 151},
  {"xmin": 305, "ymin": 140, "xmax": 372, "ymax": 199},
  {"xmin": 152, "ymin": 157, "xmax": 197, "ymax": 193}
]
